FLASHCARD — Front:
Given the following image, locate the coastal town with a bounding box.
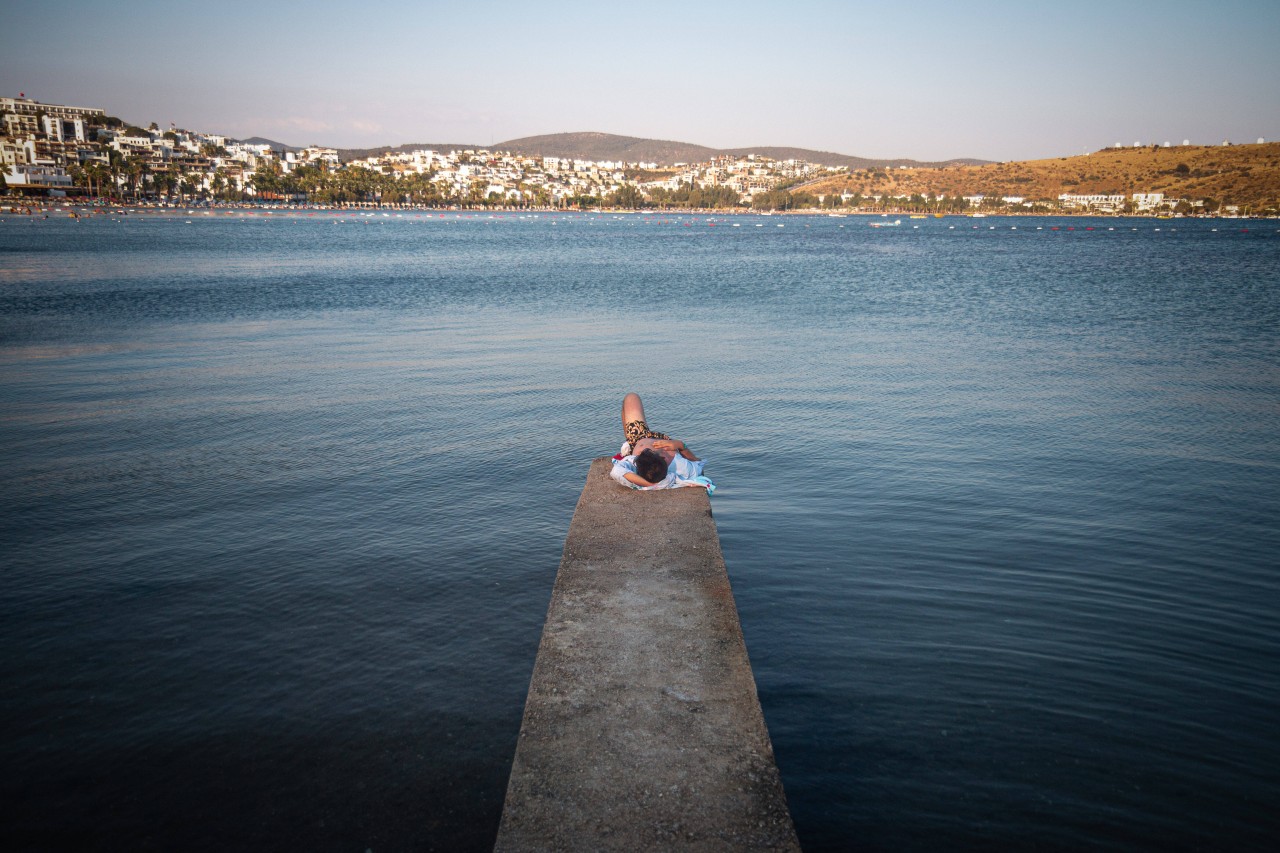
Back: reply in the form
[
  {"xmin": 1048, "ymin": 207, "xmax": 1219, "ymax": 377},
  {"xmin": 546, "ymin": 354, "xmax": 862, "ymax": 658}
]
[
  {"xmin": 0, "ymin": 95, "xmax": 829, "ymax": 210},
  {"xmin": 2, "ymin": 94, "xmax": 1274, "ymax": 215}
]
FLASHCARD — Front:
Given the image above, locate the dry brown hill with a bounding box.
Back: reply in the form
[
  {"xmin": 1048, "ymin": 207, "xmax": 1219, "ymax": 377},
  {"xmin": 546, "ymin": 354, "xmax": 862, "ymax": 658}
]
[{"xmin": 802, "ymin": 142, "xmax": 1280, "ymax": 211}]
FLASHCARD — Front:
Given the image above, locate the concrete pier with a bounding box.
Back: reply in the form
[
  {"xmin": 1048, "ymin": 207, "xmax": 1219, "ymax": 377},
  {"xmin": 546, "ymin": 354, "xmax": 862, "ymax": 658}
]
[{"xmin": 495, "ymin": 459, "xmax": 799, "ymax": 852}]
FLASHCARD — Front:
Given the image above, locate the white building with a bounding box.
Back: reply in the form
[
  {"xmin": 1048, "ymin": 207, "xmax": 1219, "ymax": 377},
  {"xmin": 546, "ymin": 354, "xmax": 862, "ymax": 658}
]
[
  {"xmin": 0, "ymin": 96, "xmax": 105, "ymax": 121},
  {"xmin": 1059, "ymin": 194, "xmax": 1126, "ymax": 211},
  {"xmin": 302, "ymin": 146, "xmax": 339, "ymax": 166},
  {"xmin": 1, "ymin": 136, "xmax": 37, "ymax": 167},
  {"xmin": 3, "ymin": 112, "xmax": 40, "ymax": 137},
  {"xmin": 4, "ymin": 163, "xmax": 74, "ymax": 188},
  {"xmin": 42, "ymin": 114, "xmax": 87, "ymax": 143},
  {"xmin": 111, "ymin": 135, "xmax": 153, "ymax": 155},
  {"xmin": 1131, "ymin": 193, "xmax": 1165, "ymax": 211}
]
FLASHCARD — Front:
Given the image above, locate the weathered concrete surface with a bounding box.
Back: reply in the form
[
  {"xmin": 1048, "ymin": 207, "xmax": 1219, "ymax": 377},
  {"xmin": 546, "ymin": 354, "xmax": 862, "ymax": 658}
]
[{"xmin": 495, "ymin": 458, "xmax": 799, "ymax": 852}]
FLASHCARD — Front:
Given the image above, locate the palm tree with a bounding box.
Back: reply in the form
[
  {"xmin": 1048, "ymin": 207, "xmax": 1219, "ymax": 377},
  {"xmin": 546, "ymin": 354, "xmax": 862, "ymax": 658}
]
[
  {"xmin": 155, "ymin": 170, "xmax": 177, "ymax": 202},
  {"xmin": 249, "ymin": 161, "xmax": 281, "ymax": 198},
  {"xmin": 379, "ymin": 173, "xmax": 402, "ymax": 207},
  {"xmin": 124, "ymin": 154, "xmax": 149, "ymax": 200},
  {"xmin": 107, "ymin": 149, "xmax": 125, "ymax": 200},
  {"xmin": 84, "ymin": 162, "xmax": 110, "ymax": 198},
  {"xmin": 68, "ymin": 163, "xmax": 88, "ymax": 196},
  {"xmin": 182, "ymin": 170, "xmax": 204, "ymax": 201}
]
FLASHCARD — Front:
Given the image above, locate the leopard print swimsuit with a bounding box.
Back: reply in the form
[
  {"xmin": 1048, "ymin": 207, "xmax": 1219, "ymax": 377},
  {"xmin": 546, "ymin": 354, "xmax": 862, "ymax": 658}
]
[{"xmin": 623, "ymin": 419, "xmax": 670, "ymax": 450}]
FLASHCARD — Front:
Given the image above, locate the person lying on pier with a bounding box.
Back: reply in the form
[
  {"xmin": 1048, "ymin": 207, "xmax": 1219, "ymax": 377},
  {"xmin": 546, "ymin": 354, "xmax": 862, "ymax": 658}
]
[{"xmin": 610, "ymin": 393, "xmax": 715, "ymax": 492}]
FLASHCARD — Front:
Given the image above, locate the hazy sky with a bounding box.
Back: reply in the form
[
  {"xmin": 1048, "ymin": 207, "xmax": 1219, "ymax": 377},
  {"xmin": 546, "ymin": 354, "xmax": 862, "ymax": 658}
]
[{"xmin": 3, "ymin": 0, "xmax": 1278, "ymax": 161}]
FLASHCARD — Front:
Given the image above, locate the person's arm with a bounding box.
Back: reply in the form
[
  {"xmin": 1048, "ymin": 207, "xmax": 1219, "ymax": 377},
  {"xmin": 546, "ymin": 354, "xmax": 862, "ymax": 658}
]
[
  {"xmin": 650, "ymin": 438, "xmax": 700, "ymax": 462},
  {"xmin": 622, "ymin": 471, "xmax": 655, "ymax": 487}
]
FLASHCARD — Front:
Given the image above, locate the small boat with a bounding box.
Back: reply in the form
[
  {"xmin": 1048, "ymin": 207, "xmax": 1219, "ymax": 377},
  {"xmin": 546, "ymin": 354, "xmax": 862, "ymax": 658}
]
[{"xmin": 868, "ymin": 219, "xmax": 901, "ymax": 228}]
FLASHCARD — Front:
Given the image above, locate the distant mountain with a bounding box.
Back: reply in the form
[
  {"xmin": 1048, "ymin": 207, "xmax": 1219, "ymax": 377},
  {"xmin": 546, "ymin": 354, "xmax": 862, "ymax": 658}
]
[
  {"xmin": 717, "ymin": 146, "xmax": 989, "ymax": 170},
  {"xmin": 335, "ymin": 142, "xmax": 480, "ymax": 162},
  {"xmin": 240, "ymin": 130, "xmax": 989, "ymax": 168},
  {"xmin": 238, "ymin": 136, "xmax": 302, "ymax": 153},
  {"xmin": 492, "ymin": 132, "xmax": 718, "ymax": 165},
  {"xmin": 489, "ymin": 132, "xmax": 989, "ymax": 169}
]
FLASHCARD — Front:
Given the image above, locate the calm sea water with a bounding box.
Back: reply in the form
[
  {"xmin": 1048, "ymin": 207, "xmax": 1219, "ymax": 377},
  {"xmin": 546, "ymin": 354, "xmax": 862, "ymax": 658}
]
[{"xmin": 2, "ymin": 211, "xmax": 1278, "ymax": 851}]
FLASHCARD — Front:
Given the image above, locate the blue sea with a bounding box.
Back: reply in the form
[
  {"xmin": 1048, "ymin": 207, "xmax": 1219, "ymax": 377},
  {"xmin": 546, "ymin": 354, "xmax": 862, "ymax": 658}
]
[{"xmin": 2, "ymin": 210, "xmax": 1278, "ymax": 851}]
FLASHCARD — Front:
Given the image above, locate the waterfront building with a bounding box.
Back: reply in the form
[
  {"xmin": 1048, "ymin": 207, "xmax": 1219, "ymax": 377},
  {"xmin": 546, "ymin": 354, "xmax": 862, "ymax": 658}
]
[
  {"xmin": 4, "ymin": 163, "xmax": 74, "ymax": 189},
  {"xmin": 1131, "ymin": 192, "xmax": 1165, "ymax": 211},
  {"xmin": 1059, "ymin": 193, "xmax": 1127, "ymax": 212}
]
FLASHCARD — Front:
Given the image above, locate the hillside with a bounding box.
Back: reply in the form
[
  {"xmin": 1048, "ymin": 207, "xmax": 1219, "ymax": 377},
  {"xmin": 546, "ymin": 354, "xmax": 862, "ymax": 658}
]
[
  {"xmin": 800, "ymin": 142, "xmax": 1280, "ymax": 209},
  {"xmin": 239, "ymin": 136, "xmax": 301, "ymax": 153},
  {"xmin": 324, "ymin": 132, "xmax": 988, "ymax": 169},
  {"xmin": 333, "ymin": 142, "xmax": 480, "ymax": 162},
  {"xmin": 493, "ymin": 132, "xmax": 717, "ymax": 165},
  {"xmin": 490, "ymin": 132, "xmax": 985, "ymax": 169},
  {"xmin": 716, "ymin": 146, "xmax": 987, "ymax": 170},
  {"xmin": 237, "ymin": 139, "xmax": 477, "ymax": 161}
]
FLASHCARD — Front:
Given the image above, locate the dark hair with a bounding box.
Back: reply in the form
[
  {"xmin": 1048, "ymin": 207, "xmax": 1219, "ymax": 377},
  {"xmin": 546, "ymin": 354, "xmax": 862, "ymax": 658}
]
[{"xmin": 634, "ymin": 448, "xmax": 669, "ymax": 484}]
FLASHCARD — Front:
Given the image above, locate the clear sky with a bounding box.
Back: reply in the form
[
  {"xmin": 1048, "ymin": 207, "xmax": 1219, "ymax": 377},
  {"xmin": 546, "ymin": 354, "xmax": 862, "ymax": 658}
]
[{"xmin": 3, "ymin": 0, "xmax": 1278, "ymax": 161}]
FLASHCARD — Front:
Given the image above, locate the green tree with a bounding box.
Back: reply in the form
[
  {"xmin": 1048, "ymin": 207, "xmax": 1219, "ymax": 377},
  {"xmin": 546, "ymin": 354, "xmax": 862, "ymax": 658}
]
[
  {"xmin": 68, "ymin": 163, "xmax": 87, "ymax": 194},
  {"xmin": 106, "ymin": 149, "xmax": 126, "ymax": 199},
  {"xmin": 84, "ymin": 162, "xmax": 111, "ymax": 198},
  {"xmin": 124, "ymin": 154, "xmax": 149, "ymax": 199},
  {"xmin": 250, "ymin": 160, "xmax": 284, "ymax": 197},
  {"xmin": 181, "ymin": 166, "xmax": 208, "ymax": 200},
  {"xmin": 154, "ymin": 170, "xmax": 178, "ymax": 201},
  {"xmin": 752, "ymin": 189, "xmax": 791, "ymax": 211},
  {"xmin": 607, "ymin": 183, "xmax": 645, "ymax": 209}
]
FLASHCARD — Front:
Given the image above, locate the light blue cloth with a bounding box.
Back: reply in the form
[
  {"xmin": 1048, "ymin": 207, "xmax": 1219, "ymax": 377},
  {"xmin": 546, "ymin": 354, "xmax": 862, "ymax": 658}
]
[{"xmin": 610, "ymin": 454, "xmax": 715, "ymax": 494}]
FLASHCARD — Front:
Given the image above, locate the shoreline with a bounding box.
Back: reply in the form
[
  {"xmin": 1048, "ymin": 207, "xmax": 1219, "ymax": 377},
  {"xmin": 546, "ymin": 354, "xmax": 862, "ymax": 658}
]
[{"xmin": 2, "ymin": 198, "xmax": 1272, "ymax": 221}]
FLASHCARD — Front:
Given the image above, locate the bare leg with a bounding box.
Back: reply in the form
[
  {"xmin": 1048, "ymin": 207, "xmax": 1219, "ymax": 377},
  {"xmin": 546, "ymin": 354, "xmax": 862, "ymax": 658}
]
[{"xmin": 621, "ymin": 393, "xmax": 646, "ymax": 429}]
